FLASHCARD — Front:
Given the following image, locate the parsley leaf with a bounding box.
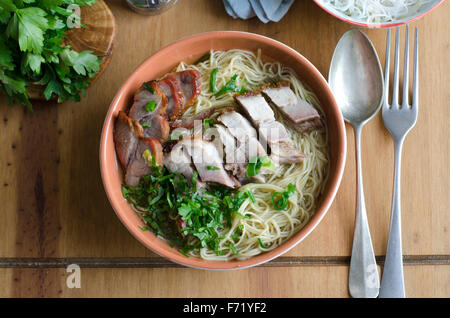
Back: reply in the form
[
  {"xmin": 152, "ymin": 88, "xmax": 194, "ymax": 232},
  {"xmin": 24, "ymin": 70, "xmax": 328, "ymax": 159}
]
[{"xmin": 0, "ymin": 0, "xmax": 102, "ymax": 109}]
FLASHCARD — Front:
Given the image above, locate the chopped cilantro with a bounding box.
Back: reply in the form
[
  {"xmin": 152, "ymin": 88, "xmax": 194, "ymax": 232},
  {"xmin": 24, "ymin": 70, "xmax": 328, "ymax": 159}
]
[{"xmin": 121, "ymin": 161, "xmax": 252, "ymax": 257}]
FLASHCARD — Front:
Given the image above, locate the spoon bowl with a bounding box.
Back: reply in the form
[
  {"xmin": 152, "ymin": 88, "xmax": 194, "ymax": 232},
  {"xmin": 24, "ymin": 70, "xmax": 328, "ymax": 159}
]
[{"xmin": 329, "ymin": 29, "xmax": 384, "ymax": 125}]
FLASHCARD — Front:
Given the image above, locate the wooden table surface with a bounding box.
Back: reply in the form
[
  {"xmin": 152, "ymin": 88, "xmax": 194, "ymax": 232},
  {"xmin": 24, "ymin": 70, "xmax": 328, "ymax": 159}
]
[{"xmin": 1, "ymin": 0, "xmax": 449, "ymax": 298}]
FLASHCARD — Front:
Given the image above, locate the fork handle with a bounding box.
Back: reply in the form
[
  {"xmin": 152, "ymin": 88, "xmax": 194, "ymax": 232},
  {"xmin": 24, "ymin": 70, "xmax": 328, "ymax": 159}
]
[{"xmin": 379, "ymin": 138, "xmax": 406, "ymax": 298}]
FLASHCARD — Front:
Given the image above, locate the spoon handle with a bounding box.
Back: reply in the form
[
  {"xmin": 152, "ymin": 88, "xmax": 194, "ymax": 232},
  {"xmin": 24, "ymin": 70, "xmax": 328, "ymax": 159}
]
[{"xmin": 348, "ymin": 125, "xmax": 380, "ymax": 298}]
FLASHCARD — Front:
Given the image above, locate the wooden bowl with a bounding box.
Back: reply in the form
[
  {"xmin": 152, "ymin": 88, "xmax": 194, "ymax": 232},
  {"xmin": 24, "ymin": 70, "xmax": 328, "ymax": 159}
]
[
  {"xmin": 28, "ymin": 0, "xmax": 116, "ymax": 100},
  {"xmin": 100, "ymin": 31, "xmax": 347, "ymax": 270}
]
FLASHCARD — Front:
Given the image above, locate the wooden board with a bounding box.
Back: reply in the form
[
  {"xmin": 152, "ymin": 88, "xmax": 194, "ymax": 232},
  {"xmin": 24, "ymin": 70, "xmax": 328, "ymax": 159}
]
[{"xmin": 0, "ymin": 0, "xmax": 449, "ymax": 297}]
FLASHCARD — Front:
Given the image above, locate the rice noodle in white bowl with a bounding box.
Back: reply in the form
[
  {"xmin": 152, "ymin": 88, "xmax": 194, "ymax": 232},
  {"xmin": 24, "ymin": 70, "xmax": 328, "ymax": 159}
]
[{"xmin": 314, "ymin": 0, "xmax": 444, "ymax": 27}]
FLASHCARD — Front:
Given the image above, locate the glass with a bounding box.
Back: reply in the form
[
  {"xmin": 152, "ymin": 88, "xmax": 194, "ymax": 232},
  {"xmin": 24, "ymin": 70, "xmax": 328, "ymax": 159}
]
[{"xmin": 125, "ymin": 0, "xmax": 178, "ymax": 15}]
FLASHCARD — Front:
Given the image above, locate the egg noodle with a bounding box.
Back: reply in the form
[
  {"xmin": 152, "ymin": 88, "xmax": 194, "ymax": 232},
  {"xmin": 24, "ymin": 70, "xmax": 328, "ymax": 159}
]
[
  {"xmin": 319, "ymin": 0, "xmax": 434, "ymax": 23},
  {"xmin": 165, "ymin": 49, "xmax": 329, "ymax": 260}
]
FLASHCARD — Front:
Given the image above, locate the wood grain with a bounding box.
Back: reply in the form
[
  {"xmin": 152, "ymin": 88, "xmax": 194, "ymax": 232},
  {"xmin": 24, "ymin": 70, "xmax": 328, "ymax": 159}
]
[
  {"xmin": 0, "ymin": 0, "xmax": 449, "ymax": 297},
  {"xmin": 1, "ymin": 265, "xmax": 449, "ymax": 297}
]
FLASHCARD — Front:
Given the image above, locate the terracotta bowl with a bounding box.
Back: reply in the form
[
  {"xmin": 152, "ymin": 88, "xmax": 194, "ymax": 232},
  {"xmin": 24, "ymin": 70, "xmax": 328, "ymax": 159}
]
[
  {"xmin": 100, "ymin": 31, "xmax": 346, "ymax": 270},
  {"xmin": 313, "ymin": 0, "xmax": 445, "ymax": 28}
]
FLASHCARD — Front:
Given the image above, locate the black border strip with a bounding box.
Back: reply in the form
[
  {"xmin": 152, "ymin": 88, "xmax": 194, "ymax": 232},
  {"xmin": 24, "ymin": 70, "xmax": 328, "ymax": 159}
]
[{"xmin": 0, "ymin": 255, "xmax": 449, "ymax": 268}]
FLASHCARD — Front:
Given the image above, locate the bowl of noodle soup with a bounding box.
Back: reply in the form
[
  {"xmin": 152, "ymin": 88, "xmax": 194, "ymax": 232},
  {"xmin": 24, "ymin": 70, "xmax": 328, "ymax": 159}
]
[
  {"xmin": 100, "ymin": 31, "xmax": 346, "ymax": 269},
  {"xmin": 313, "ymin": 0, "xmax": 444, "ymax": 28}
]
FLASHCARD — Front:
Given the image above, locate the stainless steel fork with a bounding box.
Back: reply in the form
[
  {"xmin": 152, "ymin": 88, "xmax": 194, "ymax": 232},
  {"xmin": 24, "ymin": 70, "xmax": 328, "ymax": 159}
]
[{"xmin": 379, "ymin": 26, "xmax": 419, "ymax": 298}]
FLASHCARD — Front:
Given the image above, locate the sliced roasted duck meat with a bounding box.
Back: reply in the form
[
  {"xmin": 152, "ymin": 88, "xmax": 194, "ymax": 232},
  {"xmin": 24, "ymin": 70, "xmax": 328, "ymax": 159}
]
[
  {"xmin": 113, "ymin": 111, "xmax": 143, "ymax": 168},
  {"xmin": 170, "ymin": 70, "xmax": 202, "ymax": 110},
  {"xmin": 261, "ymin": 82, "xmax": 322, "ymax": 133},
  {"xmin": 167, "ymin": 137, "xmax": 240, "ymax": 189},
  {"xmin": 128, "ymin": 81, "xmax": 170, "ymax": 142},
  {"xmin": 139, "ymin": 114, "xmax": 170, "ymax": 143},
  {"xmin": 157, "ymin": 76, "xmax": 185, "ymax": 121},
  {"xmin": 125, "ymin": 138, "xmax": 163, "ymax": 186},
  {"xmin": 235, "ymin": 92, "xmax": 304, "ymax": 164},
  {"xmin": 129, "ymin": 81, "xmax": 167, "ymax": 121}
]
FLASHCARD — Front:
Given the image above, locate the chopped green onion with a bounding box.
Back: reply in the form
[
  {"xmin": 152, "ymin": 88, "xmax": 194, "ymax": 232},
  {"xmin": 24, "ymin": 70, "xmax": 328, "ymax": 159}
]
[
  {"xmin": 215, "ymin": 74, "xmax": 238, "ymax": 97},
  {"xmin": 247, "ymin": 155, "xmax": 274, "ymax": 178},
  {"xmin": 237, "ymin": 78, "xmax": 248, "ymax": 94},
  {"xmin": 203, "ymin": 118, "xmax": 215, "ymax": 130},
  {"xmin": 144, "ymin": 100, "xmax": 157, "ymax": 112},
  {"xmin": 247, "ymin": 190, "xmax": 256, "ymax": 203},
  {"xmin": 270, "ymin": 183, "xmax": 296, "ymax": 210},
  {"xmin": 142, "ymin": 82, "xmax": 155, "ymax": 94},
  {"xmin": 141, "ymin": 123, "xmax": 151, "ymax": 128},
  {"xmin": 209, "ymin": 68, "xmax": 219, "ymax": 93},
  {"xmin": 227, "ymin": 242, "xmax": 238, "ymax": 255},
  {"xmin": 194, "ymin": 52, "xmax": 211, "ymax": 65},
  {"xmin": 207, "ymin": 165, "xmax": 220, "ymax": 170},
  {"xmin": 257, "ymin": 238, "xmax": 267, "ymax": 249}
]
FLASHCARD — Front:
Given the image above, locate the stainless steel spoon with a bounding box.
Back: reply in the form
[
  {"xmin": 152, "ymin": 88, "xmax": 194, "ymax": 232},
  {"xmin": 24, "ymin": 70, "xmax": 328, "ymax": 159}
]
[{"xmin": 329, "ymin": 29, "xmax": 384, "ymax": 298}]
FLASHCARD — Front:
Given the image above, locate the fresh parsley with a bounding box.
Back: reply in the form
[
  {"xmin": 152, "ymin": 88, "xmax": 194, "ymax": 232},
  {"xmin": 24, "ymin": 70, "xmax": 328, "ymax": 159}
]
[{"xmin": 0, "ymin": 0, "xmax": 101, "ymax": 110}]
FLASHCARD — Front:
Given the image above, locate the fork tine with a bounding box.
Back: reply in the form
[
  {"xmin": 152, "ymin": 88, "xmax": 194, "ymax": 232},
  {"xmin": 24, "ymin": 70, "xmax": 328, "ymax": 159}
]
[
  {"xmin": 392, "ymin": 27, "xmax": 401, "ymax": 108},
  {"xmin": 402, "ymin": 25, "xmax": 409, "ymax": 108},
  {"xmin": 384, "ymin": 28, "xmax": 391, "ymax": 107},
  {"xmin": 412, "ymin": 27, "xmax": 419, "ymax": 109}
]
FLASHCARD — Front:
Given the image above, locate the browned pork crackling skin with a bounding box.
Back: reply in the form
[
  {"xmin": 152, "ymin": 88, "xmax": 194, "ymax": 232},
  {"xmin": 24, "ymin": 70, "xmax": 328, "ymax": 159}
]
[
  {"xmin": 234, "ymin": 90, "xmax": 305, "ymax": 164},
  {"xmin": 260, "ymin": 82, "xmax": 322, "ymax": 133}
]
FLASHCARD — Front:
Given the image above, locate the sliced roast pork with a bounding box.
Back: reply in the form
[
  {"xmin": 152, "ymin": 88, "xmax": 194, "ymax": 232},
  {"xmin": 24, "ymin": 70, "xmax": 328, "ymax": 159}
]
[
  {"xmin": 215, "ymin": 110, "xmax": 267, "ymax": 183},
  {"xmin": 235, "ymin": 92, "xmax": 275, "ymax": 126},
  {"xmin": 235, "ymin": 92, "xmax": 304, "ymax": 164},
  {"xmin": 125, "ymin": 138, "xmax": 163, "ymax": 186},
  {"xmin": 258, "ymin": 120, "xmax": 305, "ymax": 164},
  {"xmin": 166, "ymin": 137, "xmax": 239, "ymax": 189},
  {"xmin": 217, "ymin": 109, "xmax": 258, "ymax": 141},
  {"xmin": 163, "ymin": 141, "xmax": 202, "ymax": 188},
  {"xmin": 261, "ymin": 82, "xmax": 322, "ymax": 132}
]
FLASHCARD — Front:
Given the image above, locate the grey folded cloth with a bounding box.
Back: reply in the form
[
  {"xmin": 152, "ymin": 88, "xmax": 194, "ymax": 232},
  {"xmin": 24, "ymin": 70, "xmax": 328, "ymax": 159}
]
[{"xmin": 223, "ymin": 0, "xmax": 294, "ymax": 23}]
